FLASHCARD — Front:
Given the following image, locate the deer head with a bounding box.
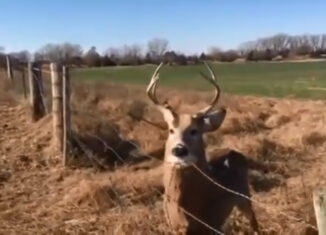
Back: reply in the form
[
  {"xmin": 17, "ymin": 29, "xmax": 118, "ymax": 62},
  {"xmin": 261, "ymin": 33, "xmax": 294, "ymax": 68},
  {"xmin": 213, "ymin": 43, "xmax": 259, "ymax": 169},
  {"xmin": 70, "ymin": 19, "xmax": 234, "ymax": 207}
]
[{"xmin": 146, "ymin": 62, "xmax": 226, "ymax": 168}]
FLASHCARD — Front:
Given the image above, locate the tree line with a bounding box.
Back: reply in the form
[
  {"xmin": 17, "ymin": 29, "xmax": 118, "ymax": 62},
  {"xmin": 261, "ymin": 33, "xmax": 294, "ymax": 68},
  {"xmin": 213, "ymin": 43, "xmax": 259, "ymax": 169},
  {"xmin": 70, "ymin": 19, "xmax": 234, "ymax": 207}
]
[{"xmin": 1, "ymin": 33, "xmax": 326, "ymax": 68}]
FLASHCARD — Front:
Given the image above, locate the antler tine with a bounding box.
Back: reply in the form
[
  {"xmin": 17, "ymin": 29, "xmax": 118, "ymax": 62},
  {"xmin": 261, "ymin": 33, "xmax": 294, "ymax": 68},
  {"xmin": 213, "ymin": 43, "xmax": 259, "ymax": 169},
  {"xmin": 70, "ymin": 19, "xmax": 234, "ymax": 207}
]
[
  {"xmin": 146, "ymin": 62, "xmax": 164, "ymax": 105},
  {"xmin": 198, "ymin": 61, "xmax": 221, "ymax": 115}
]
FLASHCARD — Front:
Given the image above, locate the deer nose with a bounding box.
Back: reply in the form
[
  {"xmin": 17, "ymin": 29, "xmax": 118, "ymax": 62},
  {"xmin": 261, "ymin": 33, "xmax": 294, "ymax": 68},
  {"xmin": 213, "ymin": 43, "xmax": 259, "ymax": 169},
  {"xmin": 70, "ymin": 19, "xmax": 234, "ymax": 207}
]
[{"xmin": 172, "ymin": 144, "xmax": 189, "ymax": 158}]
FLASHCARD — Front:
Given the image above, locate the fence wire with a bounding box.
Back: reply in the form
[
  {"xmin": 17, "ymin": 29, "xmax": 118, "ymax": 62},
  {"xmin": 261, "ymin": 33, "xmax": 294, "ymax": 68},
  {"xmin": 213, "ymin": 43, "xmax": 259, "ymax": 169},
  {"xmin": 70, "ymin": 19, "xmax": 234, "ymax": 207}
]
[
  {"xmin": 1, "ymin": 57, "xmax": 319, "ymax": 233},
  {"xmin": 72, "ymin": 121, "xmax": 318, "ymax": 233}
]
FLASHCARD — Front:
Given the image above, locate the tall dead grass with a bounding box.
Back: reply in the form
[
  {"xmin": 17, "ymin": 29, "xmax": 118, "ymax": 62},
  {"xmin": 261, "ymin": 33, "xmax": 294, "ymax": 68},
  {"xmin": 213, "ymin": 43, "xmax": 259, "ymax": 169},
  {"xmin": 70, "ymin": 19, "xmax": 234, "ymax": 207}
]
[{"xmin": 1, "ymin": 77, "xmax": 326, "ymax": 234}]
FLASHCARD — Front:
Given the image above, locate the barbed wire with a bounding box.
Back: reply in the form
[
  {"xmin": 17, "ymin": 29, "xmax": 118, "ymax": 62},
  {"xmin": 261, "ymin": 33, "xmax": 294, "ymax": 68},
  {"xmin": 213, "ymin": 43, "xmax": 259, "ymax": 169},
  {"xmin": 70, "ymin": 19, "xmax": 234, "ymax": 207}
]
[
  {"xmin": 87, "ymin": 123, "xmax": 318, "ymax": 232},
  {"xmin": 85, "ymin": 133, "xmax": 127, "ymax": 164},
  {"xmin": 32, "ymin": 67, "xmax": 52, "ymax": 75},
  {"xmin": 32, "ymin": 73, "xmax": 48, "ymax": 114},
  {"xmin": 2, "ymin": 55, "xmax": 317, "ymax": 232},
  {"xmin": 72, "ymin": 131, "xmax": 225, "ymax": 234},
  {"xmin": 191, "ymin": 164, "xmax": 318, "ymax": 231}
]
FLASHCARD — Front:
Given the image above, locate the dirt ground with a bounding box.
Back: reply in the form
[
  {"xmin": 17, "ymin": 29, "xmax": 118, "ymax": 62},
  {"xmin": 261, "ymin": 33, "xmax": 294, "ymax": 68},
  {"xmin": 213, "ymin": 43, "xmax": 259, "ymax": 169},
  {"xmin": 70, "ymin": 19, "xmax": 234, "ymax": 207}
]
[{"xmin": 0, "ymin": 80, "xmax": 326, "ymax": 234}]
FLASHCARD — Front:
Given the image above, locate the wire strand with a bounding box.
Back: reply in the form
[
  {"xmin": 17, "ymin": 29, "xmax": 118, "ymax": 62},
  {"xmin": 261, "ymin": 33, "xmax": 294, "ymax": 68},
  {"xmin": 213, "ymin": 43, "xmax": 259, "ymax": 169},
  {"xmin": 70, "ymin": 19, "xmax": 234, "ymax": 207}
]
[{"xmin": 101, "ymin": 123, "xmax": 318, "ymax": 232}]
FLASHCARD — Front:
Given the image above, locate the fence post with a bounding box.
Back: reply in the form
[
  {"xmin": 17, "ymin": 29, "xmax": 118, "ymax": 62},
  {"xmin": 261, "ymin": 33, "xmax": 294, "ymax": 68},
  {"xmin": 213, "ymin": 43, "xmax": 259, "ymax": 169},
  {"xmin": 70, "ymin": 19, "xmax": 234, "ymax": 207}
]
[
  {"xmin": 51, "ymin": 63, "xmax": 63, "ymax": 151},
  {"xmin": 62, "ymin": 65, "xmax": 71, "ymax": 166},
  {"xmin": 6, "ymin": 55, "xmax": 13, "ymax": 81},
  {"xmin": 314, "ymin": 188, "xmax": 326, "ymax": 234},
  {"xmin": 28, "ymin": 63, "xmax": 46, "ymax": 121},
  {"xmin": 21, "ymin": 68, "xmax": 27, "ymax": 99},
  {"xmin": 28, "ymin": 63, "xmax": 34, "ymax": 105}
]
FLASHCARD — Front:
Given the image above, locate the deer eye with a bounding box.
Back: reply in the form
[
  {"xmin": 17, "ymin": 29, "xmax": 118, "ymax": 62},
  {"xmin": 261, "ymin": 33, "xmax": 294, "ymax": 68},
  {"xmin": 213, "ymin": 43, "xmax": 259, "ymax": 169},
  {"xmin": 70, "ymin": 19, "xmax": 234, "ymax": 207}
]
[
  {"xmin": 189, "ymin": 129, "xmax": 198, "ymax": 136},
  {"xmin": 169, "ymin": 129, "xmax": 175, "ymax": 134}
]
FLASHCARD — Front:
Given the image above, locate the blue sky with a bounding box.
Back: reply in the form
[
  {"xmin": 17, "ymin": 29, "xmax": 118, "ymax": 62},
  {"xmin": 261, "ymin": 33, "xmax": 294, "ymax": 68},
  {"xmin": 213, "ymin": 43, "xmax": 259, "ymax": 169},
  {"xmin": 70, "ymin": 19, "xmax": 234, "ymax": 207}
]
[{"xmin": 1, "ymin": 0, "xmax": 325, "ymax": 55}]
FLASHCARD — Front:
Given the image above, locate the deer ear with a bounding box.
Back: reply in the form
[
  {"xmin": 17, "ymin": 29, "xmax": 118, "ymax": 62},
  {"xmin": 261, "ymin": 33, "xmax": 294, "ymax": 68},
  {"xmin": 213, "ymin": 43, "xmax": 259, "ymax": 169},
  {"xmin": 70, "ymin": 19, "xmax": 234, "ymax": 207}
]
[
  {"xmin": 199, "ymin": 108, "xmax": 226, "ymax": 132},
  {"xmin": 158, "ymin": 106, "xmax": 178, "ymax": 127}
]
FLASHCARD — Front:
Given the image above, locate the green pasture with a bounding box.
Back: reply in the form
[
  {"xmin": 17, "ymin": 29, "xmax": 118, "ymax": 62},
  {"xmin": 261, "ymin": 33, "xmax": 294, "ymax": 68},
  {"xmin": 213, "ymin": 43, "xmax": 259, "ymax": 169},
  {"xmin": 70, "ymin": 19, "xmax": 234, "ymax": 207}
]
[{"xmin": 72, "ymin": 61, "xmax": 326, "ymax": 99}]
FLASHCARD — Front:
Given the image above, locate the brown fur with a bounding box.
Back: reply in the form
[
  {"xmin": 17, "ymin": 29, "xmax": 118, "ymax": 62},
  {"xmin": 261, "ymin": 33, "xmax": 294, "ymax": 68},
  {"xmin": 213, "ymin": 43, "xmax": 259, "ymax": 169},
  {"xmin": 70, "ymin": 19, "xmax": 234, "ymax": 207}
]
[
  {"xmin": 163, "ymin": 149, "xmax": 259, "ymax": 234},
  {"xmin": 146, "ymin": 63, "xmax": 259, "ymax": 234}
]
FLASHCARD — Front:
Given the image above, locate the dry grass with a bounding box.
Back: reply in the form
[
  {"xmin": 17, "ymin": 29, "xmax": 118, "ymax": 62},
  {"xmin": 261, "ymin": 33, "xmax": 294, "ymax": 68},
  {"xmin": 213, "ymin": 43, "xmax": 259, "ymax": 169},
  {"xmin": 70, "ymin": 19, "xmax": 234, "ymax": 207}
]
[{"xmin": 0, "ymin": 80, "xmax": 326, "ymax": 234}]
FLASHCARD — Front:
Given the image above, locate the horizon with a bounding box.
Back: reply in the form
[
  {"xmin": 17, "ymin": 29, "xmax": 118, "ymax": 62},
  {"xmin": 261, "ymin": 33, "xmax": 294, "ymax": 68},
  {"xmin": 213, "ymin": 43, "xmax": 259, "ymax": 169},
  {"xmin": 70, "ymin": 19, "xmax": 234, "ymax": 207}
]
[{"xmin": 1, "ymin": 0, "xmax": 326, "ymax": 55}]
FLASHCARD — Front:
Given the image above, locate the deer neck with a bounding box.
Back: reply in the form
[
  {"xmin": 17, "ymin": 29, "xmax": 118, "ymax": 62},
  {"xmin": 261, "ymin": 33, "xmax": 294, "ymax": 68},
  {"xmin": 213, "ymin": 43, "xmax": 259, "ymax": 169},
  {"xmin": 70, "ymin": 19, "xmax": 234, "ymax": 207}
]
[
  {"xmin": 163, "ymin": 153, "xmax": 211, "ymax": 230},
  {"xmin": 163, "ymin": 152, "xmax": 209, "ymax": 201}
]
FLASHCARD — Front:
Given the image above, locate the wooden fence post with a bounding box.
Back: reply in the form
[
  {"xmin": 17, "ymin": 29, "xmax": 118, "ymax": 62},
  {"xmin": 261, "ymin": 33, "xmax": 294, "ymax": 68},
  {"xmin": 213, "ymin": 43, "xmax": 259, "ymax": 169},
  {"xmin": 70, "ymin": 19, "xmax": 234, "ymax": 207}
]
[
  {"xmin": 6, "ymin": 55, "xmax": 13, "ymax": 81},
  {"xmin": 21, "ymin": 68, "xmax": 27, "ymax": 99},
  {"xmin": 51, "ymin": 63, "xmax": 63, "ymax": 151},
  {"xmin": 313, "ymin": 188, "xmax": 326, "ymax": 234},
  {"xmin": 28, "ymin": 63, "xmax": 46, "ymax": 121},
  {"xmin": 62, "ymin": 65, "xmax": 71, "ymax": 165},
  {"xmin": 28, "ymin": 62, "xmax": 34, "ymax": 105}
]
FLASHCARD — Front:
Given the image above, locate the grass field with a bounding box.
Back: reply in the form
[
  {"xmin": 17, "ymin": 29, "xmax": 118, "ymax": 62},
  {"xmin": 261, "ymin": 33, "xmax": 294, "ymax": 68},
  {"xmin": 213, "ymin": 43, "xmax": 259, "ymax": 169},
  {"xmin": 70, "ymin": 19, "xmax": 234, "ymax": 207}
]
[{"xmin": 72, "ymin": 61, "xmax": 326, "ymax": 99}]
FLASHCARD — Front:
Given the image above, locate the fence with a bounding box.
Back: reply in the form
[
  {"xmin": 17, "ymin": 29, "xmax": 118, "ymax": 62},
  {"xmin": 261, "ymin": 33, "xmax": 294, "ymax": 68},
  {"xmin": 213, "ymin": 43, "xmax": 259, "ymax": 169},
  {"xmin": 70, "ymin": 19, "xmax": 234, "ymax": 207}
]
[
  {"xmin": 1, "ymin": 54, "xmax": 325, "ymax": 234},
  {"xmin": 1, "ymin": 55, "xmax": 71, "ymax": 165}
]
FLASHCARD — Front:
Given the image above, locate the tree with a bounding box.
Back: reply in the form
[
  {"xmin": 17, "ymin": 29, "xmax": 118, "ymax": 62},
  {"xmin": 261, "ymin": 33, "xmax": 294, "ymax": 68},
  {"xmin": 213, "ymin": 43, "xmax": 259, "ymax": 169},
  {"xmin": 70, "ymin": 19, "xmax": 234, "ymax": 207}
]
[
  {"xmin": 10, "ymin": 50, "xmax": 31, "ymax": 63},
  {"xmin": 175, "ymin": 54, "xmax": 187, "ymax": 65},
  {"xmin": 106, "ymin": 47, "xmax": 121, "ymax": 64},
  {"xmin": 240, "ymin": 33, "xmax": 326, "ymax": 60},
  {"xmin": 147, "ymin": 38, "xmax": 169, "ymax": 62},
  {"xmin": 67, "ymin": 56, "xmax": 85, "ymax": 67},
  {"xmin": 0, "ymin": 46, "xmax": 4, "ymax": 53},
  {"xmin": 101, "ymin": 55, "xmax": 116, "ymax": 66},
  {"xmin": 296, "ymin": 44, "xmax": 312, "ymax": 55},
  {"xmin": 238, "ymin": 41, "xmax": 256, "ymax": 54},
  {"xmin": 163, "ymin": 51, "xmax": 188, "ymax": 65},
  {"xmin": 199, "ymin": 53, "xmax": 208, "ymax": 60},
  {"xmin": 84, "ymin": 46, "xmax": 101, "ymax": 67},
  {"xmin": 269, "ymin": 34, "xmax": 289, "ymax": 52},
  {"xmin": 246, "ymin": 50, "xmax": 255, "ymax": 61},
  {"xmin": 220, "ymin": 50, "xmax": 239, "ymax": 62},
  {"xmin": 207, "ymin": 47, "xmax": 223, "ymax": 61},
  {"xmin": 36, "ymin": 43, "xmax": 83, "ymax": 63},
  {"xmin": 106, "ymin": 44, "xmax": 143, "ymax": 65},
  {"xmin": 120, "ymin": 44, "xmax": 143, "ymax": 65},
  {"xmin": 321, "ymin": 34, "xmax": 326, "ymax": 50},
  {"xmin": 163, "ymin": 51, "xmax": 178, "ymax": 65},
  {"xmin": 187, "ymin": 55, "xmax": 200, "ymax": 64}
]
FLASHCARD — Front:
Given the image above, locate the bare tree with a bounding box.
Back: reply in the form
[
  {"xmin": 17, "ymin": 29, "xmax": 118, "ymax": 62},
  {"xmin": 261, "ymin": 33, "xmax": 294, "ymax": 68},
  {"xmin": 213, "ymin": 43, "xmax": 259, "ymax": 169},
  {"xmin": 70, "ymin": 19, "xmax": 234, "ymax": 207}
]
[
  {"xmin": 106, "ymin": 44, "xmax": 143, "ymax": 65},
  {"xmin": 106, "ymin": 47, "xmax": 121, "ymax": 61},
  {"xmin": 84, "ymin": 46, "xmax": 101, "ymax": 67},
  {"xmin": 36, "ymin": 43, "xmax": 83, "ymax": 62},
  {"xmin": 147, "ymin": 38, "xmax": 169, "ymax": 62},
  {"xmin": 120, "ymin": 44, "xmax": 143, "ymax": 65},
  {"xmin": 288, "ymin": 35, "xmax": 300, "ymax": 50},
  {"xmin": 240, "ymin": 33, "xmax": 326, "ymax": 59},
  {"xmin": 270, "ymin": 34, "xmax": 289, "ymax": 52},
  {"xmin": 123, "ymin": 44, "xmax": 143, "ymax": 59},
  {"xmin": 207, "ymin": 46, "xmax": 222, "ymax": 60},
  {"xmin": 310, "ymin": 35, "xmax": 321, "ymax": 51},
  {"xmin": 10, "ymin": 50, "xmax": 31, "ymax": 63},
  {"xmin": 238, "ymin": 41, "xmax": 256, "ymax": 53},
  {"xmin": 220, "ymin": 50, "xmax": 239, "ymax": 62},
  {"xmin": 321, "ymin": 35, "xmax": 326, "ymax": 50}
]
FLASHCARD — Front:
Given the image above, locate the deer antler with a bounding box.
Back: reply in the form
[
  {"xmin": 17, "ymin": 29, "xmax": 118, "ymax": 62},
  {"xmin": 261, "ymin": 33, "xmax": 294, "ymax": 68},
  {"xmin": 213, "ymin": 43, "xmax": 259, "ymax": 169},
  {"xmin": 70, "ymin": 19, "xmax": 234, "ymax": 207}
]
[
  {"xmin": 146, "ymin": 62, "xmax": 164, "ymax": 105},
  {"xmin": 146, "ymin": 63, "xmax": 178, "ymax": 123},
  {"xmin": 197, "ymin": 61, "xmax": 221, "ymax": 115},
  {"xmin": 147, "ymin": 61, "xmax": 220, "ymax": 121}
]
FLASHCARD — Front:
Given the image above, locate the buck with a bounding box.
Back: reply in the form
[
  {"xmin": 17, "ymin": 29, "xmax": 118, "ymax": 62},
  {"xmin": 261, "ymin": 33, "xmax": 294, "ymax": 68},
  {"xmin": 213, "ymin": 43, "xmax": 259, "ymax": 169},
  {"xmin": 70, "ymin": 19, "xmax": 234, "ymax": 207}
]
[{"xmin": 146, "ymin": 62, "xmax": 259, "ymax": 234}]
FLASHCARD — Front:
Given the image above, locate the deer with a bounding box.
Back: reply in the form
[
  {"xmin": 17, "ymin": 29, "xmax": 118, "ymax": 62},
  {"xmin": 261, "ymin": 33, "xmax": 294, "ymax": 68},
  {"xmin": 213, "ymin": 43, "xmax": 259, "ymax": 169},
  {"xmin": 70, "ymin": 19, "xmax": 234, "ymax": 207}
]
[{"xmin": 146, "ymin": 62, "xmax": 259, "ymax": 234}]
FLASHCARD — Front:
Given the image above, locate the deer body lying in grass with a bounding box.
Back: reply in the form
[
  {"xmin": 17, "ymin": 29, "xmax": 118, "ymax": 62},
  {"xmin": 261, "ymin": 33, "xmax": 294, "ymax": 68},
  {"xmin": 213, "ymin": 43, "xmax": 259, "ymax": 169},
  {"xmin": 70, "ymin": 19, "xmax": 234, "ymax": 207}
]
[{"xmin": 146, "ymin": 62, "xmax": 259, "ymax": 234}]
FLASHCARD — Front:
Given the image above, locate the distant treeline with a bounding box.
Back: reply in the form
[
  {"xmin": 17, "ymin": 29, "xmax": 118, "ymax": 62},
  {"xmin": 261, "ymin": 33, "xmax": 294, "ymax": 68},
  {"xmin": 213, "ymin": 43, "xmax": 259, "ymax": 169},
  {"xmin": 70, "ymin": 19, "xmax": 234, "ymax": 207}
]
[{"xmin": 1, "ymin": 33, "xmax": 326, "ymax": 68}]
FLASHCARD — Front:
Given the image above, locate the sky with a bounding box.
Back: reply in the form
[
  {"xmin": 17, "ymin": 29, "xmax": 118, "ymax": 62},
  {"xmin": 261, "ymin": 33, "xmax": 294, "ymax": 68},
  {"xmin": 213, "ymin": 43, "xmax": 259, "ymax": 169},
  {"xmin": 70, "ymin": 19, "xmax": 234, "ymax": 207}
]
[{"xmin": 0, "ymin": 0, "xmax": 326, "ymax": 55}]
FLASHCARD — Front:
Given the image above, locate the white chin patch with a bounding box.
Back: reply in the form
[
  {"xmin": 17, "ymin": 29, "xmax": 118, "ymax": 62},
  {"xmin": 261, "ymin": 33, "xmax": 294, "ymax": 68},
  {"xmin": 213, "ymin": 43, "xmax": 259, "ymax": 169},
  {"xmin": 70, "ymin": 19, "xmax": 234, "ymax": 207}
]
[{"xmin": 165, "ymin": 154, "xmax": 197, "ymax": 167}]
